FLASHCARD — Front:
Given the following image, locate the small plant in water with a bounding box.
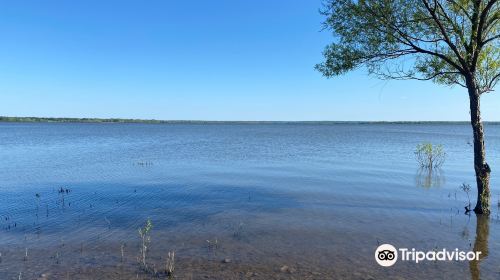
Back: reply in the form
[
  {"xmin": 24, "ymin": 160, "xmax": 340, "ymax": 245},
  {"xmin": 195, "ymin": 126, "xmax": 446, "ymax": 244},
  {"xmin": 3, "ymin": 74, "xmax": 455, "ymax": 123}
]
[
  {"xmin": 104, "ymin": 216, "xmax": 111, "ymax": 229},
  {"xmin": 138, "ymin": 218, "xmax": 153, "ymax": 270},
  {"xmin": 461, "ymin": 183, "xmax": 472, "ymax": 212},
  {"xmin": 121, "ymin": 243, "xmax": 126, "ymax": 262},
  {"xmin": 165, "ymin": 251, "xmax": 175, "ymax": 278},
  {"xmin": 415, "ymin": 143, "xmax": 446, "ymax": 169},
  {"xmin": 206, "ymin": 238, "xmax": 219, "ymax": 257},
  {"xmin": 233, "ymin": 222, "xmax": 245, "ymax": 240}
]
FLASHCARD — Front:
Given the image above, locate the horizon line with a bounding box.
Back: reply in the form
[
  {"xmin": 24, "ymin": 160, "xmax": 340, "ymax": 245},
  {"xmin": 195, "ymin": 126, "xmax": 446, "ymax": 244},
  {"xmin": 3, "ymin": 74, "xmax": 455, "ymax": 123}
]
[{"xmin": 1, "ymin": 116, "xmax": 499, "ymax": 124}]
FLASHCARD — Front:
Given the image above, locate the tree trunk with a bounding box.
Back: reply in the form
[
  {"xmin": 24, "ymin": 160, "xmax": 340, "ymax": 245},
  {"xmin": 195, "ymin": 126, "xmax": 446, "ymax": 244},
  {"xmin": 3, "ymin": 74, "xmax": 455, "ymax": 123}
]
[{"xmin": 467, "ymin": 80, "xmax": 491, "ymax": 215}]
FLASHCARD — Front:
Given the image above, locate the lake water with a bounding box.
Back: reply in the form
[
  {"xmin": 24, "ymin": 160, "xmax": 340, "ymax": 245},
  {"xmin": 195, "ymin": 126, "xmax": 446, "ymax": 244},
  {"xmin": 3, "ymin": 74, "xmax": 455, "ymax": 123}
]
[{"xmin": 0, "ymin": 122, "xmax": 499, "ymax": 279}]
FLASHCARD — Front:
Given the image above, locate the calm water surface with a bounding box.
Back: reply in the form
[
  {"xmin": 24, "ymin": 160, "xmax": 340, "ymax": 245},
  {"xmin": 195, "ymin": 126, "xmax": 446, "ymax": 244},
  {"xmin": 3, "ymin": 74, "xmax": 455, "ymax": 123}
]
[{"xmin": 0, "ymin": 123, "xmax": 499, "ymax": 279}]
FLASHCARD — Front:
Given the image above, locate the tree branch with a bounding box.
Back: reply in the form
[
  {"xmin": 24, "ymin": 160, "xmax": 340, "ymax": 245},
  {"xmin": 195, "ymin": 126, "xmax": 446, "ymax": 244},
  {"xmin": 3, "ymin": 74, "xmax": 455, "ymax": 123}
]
[
  {"xmin": 473, "ymin": 0, "xmax": 499, "ymax": 69},
  {"xmin": 486, "ymin": 72, "xmax": 500, "ymax": 92},
  {"xmin": 377, "ymin": 70, "xmax": 465, "ymax": 86},
  {"xmin": 421, "ymin": 0, "xmax": 468, "ymax": 70},
  {"xmin": 361, "ymin": 2, "xmax": 466, "ymax": 73},
  {"xmin": 482, "ymin": 34, "xmax": 500, "ymax": 45}
]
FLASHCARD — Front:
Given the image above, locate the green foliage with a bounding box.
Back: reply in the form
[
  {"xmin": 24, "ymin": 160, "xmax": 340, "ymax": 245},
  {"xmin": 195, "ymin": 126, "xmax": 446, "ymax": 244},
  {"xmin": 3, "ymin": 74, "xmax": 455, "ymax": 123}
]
[
  {"xmin": 415, "ymin": 143, "xmax": 446, "ymax": 168},
  {"xmin": 316, "ymin": 0, "xmax": 500, "ymax": 93}
]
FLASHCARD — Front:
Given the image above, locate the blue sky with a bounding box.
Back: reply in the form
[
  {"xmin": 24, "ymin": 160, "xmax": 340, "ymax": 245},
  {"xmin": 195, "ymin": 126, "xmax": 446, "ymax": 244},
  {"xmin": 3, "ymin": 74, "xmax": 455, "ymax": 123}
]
[{"xmin": 0, "ymin": 0, "xmax": 499, "ymax": 121}]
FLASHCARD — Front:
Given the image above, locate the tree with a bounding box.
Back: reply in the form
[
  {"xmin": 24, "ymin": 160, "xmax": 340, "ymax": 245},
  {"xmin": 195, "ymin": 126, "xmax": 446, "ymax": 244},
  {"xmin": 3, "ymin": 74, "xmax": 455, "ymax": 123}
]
[{"xmin": 316, "ymin": 0, "xmax": 499, "ymax": 214}]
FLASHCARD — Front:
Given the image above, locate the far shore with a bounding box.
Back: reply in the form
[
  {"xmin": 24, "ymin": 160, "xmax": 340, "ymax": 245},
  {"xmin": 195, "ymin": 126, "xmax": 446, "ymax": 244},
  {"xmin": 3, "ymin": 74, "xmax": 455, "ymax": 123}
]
[{"xmin": 1, "ymin": 116, "xmax": 499, "ymax": 125}]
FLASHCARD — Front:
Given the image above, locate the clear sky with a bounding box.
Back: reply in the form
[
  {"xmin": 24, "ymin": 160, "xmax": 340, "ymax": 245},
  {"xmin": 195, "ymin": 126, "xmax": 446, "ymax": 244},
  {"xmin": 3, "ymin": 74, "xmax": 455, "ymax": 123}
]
[{"xmin": 1, "ymin": 0, "xmax": 499, "ymax": 121}]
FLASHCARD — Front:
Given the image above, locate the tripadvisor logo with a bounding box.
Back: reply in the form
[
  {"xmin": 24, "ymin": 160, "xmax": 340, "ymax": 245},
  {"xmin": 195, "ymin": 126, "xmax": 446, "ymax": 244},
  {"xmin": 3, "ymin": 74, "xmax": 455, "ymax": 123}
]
[
  {"xmin": 375, "ymin": 244, "xmax": 481, "ymax": 267},
  {"xmin": 375, "ymin": 244, "xmax": 398, "ymax": 267}
]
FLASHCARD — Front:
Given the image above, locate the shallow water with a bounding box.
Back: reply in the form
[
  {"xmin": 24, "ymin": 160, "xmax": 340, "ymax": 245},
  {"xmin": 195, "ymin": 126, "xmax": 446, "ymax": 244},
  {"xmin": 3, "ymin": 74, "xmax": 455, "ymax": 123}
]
[{"xmin": 0, "ymin": 123, "xmax": 499, "ymax": 279}]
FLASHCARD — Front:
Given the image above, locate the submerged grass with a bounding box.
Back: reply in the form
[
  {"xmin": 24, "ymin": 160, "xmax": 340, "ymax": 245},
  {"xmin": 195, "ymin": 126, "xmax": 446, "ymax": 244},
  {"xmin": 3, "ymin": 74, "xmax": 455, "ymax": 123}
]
[
  {"xmin": 165, "ymin": 251, "xmax": 175, "ymax": 278},
  {"xmin": 460, "ymin": 183, "xmax": 472, "ymax": 212},
  {"xmin": 138, "ymin": 218, "xmax": 153, "ymax": 270}
]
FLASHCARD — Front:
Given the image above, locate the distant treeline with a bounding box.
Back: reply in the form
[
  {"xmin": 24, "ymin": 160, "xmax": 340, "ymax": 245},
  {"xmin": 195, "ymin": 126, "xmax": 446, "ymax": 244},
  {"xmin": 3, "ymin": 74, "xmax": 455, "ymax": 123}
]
[
  {"xmin": 0, "ymin": 116, "xmax": 499, "ymax": 125},
  {"xmin": 0, "ymin": 116, "xmax": 171, "ymax": 124}
]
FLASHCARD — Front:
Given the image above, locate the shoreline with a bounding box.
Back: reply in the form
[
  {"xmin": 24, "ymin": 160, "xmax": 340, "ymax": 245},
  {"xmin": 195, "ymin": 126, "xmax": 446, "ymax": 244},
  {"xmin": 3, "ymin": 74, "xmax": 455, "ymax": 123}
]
[{"xmin": 1, "ymin": 116, "xmax": 499, "ymax": 125}]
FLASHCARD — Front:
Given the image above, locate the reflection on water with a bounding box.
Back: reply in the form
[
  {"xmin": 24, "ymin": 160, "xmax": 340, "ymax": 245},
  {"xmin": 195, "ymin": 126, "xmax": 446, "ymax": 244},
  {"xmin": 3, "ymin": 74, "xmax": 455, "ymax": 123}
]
[
  {"xmin": 415, "ymin": 167, "xmax": 446, "ymax": 188},
  {"xmin": 469, "ymin": 215, "xmax": 489, "ymax": 280}
]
